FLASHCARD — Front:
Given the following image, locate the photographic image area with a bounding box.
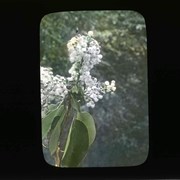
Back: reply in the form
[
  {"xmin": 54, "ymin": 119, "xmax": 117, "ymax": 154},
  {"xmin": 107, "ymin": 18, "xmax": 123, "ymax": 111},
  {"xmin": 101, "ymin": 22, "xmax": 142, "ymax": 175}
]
[{"xmin": 40, "ymin": 10, "xmax": 148, "ymax": 167}]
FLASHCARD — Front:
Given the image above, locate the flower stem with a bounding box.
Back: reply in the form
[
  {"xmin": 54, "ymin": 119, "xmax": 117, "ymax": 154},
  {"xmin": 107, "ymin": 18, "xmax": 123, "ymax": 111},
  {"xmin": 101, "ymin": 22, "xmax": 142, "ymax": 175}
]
[
  {"xmin": 55, "ymin": 93, "xmax": 73, "ymax": 167},
  {"xmin": 54, "ymin": 147, "xmax": 61, "ymax": 167}
]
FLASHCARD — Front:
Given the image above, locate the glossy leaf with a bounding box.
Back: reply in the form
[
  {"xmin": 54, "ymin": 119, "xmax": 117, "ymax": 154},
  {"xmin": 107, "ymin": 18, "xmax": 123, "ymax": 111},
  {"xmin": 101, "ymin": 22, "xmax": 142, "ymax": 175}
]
[
  {"xmin": 42, "ymin": 104, "xmax": 64, "ymax": 139},
  {"xmin": 47, "ymin": 104, "xmax": 59, "ymax": 112},
  {"xmin": 77, "ymin": 112, "xmax": 96, "ymax": 146},
  {"xmin": 49, "ymin": 107, "xmax": 67, "ymax": 155},
  {"xmin": 71, "ymin": 95, "xmax": 80, "ymax": 112},
  {"xmin": 61, "ymin": 120, "xmax": 89, "ymax": 167}
]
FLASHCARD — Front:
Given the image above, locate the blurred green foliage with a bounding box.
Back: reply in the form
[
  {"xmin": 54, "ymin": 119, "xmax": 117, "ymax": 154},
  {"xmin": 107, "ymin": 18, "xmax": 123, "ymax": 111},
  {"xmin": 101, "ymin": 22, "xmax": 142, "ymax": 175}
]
[{"xmin": 40, "ymin": 11, "xmax": 148, "ymax": 167}]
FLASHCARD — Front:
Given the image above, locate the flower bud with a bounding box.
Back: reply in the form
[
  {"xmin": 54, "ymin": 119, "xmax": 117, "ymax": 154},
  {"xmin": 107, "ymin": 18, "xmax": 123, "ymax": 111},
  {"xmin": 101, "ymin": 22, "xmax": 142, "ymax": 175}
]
[
  {"xmin": 105, "ymin": 81, "xmax": 109, "ymax": 86},
  {"xmin": 88, "ymin": 31, "xmax": 94, "ymax": 37}
]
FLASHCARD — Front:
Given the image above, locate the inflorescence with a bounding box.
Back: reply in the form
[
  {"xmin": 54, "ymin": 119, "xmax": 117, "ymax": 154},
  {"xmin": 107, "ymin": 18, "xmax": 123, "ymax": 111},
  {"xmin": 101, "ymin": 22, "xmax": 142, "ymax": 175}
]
[{"xmin": 41, "ymin": 31, "xmax": 116, "ymax": 111}]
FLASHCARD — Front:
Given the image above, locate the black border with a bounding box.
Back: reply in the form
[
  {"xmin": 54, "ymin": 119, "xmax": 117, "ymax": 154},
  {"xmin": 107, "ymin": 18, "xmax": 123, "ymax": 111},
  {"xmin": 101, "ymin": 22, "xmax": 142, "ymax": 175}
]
[{"xmin": 0, "ymin": 0, "xmax": 180, "ymax": 179}]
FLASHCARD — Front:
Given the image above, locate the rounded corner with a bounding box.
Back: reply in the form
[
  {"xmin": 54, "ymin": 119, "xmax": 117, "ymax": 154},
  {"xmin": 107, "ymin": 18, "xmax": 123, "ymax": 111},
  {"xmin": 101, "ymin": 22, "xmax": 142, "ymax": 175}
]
[
  {"xmin": 129, "ymin": 10, "xmax": 146, "ymax": 23},
  {"xmin": 39, "ymin": 12, "xmax": 55, "ymax": 26},
  {"xmin": 39, "ymin": 14, "xmax": 48, "ymax": 26},
  {"xmin": 132, "ymin": 146, "xmax": 149, "ymax": 167},
  {"xmin": 42, "ymin": 146, "xmax": 56, "ymax": 167}
]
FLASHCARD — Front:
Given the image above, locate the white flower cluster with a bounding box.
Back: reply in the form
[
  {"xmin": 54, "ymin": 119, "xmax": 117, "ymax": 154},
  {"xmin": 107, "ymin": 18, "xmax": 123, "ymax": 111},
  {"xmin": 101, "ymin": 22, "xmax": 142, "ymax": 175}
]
[
  {"xmin": 67, "ymin": 31, "xmax": 116, "ymax": 108},
  {"xmin": 67, "ymin": 33, "xmax": 102, "ymax": 82},
  {"xmin": 41, "ymin": 31, "xmax": 116, "ymax": 110},
  {"xmin": 104, "ymin": 80, "xmax": 116, "ymax": 92},
  {"xmin": 40, "ymin": 66, "xmax": 68, "ymax": 113}
]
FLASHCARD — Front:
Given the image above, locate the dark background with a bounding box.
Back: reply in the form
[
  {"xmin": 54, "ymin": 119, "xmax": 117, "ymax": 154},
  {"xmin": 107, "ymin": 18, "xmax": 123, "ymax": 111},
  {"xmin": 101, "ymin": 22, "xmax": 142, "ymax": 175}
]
[{"xmin": 0, "ymin": 0, "xmax": 180, "ymax": 179}]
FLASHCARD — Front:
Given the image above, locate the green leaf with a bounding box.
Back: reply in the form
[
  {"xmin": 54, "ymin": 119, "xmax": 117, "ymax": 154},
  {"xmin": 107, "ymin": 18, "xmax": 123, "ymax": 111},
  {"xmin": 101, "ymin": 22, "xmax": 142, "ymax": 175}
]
[
  {"xmin": 42, "ymin": 104, "xmax": 64, "ymax": 139},
  {"xmin": 71, "ymin": 85, "xmax": 78, "ymax": 94},
  {"xmin": 47, "ymin": 104, "xmax": 59, "ymax": 112},
  {"xmin": 49, "ymin": 107, "xmax": 67, "ymax": 155},
  {"xmin": 61, "ymin": 120, "xmax": 89, "ymax": 167},
  {"xmin": 77, "ymin": 112, "xmax": 96, "ymax": 146},
  {"xmin": 79, "ymin": 86, "xmax": 84, "ymax": 97},
  {"xmin": 50, "ymin": 115, "xmax": 61, "ymax": 130},
  {"xmin": 71, "ymin": 95, "xmax": 80, "ymax": 112}
]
